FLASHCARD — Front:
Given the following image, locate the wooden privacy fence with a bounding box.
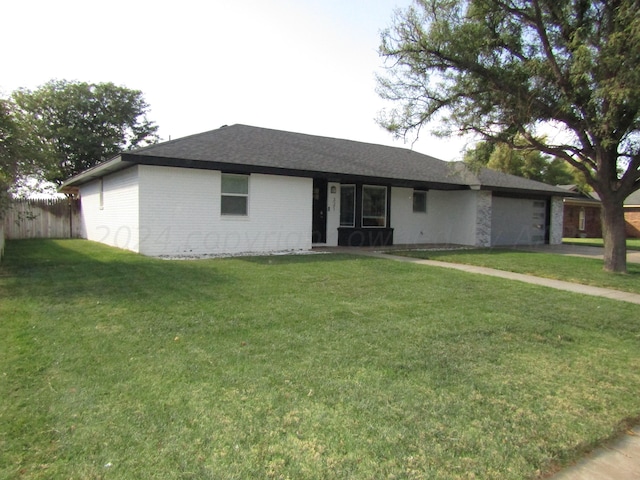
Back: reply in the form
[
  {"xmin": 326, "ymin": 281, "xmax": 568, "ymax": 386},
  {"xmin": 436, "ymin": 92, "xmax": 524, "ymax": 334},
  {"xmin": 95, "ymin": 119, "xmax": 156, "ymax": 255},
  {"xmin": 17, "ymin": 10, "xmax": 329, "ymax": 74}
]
[{"xmin": 3, "ymin": 198, "xmax": 81, "ymax": 239}]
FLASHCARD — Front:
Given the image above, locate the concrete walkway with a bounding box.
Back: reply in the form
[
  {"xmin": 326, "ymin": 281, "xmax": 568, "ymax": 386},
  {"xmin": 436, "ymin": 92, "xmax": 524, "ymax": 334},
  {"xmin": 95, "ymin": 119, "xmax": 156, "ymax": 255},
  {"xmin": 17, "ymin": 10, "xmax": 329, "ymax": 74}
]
[
  {"xmin": 550, "ymin": 427, "xmax": 640, "ymax": 480},
  {"xmin": 317, "ymin": 245, "xmax": 640, "ymax": 478},
  {"xmin": 366, "ymin": 251, "xmax": 640, "ymax": 305}
]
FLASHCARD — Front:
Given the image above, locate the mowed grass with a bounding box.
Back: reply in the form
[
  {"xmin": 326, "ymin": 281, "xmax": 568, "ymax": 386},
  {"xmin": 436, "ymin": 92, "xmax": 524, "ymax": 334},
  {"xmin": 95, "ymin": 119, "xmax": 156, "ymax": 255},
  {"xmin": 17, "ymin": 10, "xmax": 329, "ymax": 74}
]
[
  {"xmin": 563, "ymin": 238, "xmax": 640, "ymax": 251},
  {"xmin": 394, "ymin": 249, "xmax": 640, "ymax": 294},
  {"xmin": 1, "ymin": 239, "xmax": 640, "ymax": 480}
]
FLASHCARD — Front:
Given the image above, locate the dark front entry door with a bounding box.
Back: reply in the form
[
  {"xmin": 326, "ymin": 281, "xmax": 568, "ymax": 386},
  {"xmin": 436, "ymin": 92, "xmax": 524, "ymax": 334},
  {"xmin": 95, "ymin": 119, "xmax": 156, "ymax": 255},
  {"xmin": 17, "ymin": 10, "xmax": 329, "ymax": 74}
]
[{"xmin": 312, "ymin": 179, "xmax": 327, "ymax": 243}]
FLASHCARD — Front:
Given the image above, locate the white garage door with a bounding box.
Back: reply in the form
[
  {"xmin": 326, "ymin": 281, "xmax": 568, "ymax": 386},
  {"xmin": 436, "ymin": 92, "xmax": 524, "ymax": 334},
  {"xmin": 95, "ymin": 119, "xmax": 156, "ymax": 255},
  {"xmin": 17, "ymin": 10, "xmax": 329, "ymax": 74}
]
[{"xmin": 491, "ymin": 197, "xmax": 547, "ymax": 246}]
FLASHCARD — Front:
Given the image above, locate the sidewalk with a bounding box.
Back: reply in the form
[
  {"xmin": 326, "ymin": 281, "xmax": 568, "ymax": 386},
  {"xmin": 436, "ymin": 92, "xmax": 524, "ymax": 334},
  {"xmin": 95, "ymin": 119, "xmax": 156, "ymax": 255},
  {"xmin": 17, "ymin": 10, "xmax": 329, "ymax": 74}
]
[
  {"xmin": 549, "ymin": 426, "xmax": 640, "ymax": 480},
  {"xmin": 521, "ymin": 244, "xmax": 640, "ymax": 265},
  {"xmin": 367, "ymin": 251, "xmax": 640, "ymax": 305},
  {"xmin": 320, "ymin": 246, "xmax": 640, "ymax": 479}
]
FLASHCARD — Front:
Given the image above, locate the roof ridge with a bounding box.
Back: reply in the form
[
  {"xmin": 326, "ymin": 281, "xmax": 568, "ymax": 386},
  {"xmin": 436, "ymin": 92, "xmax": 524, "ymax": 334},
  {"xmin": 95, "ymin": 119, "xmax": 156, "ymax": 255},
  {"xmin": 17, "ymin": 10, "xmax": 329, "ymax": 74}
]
[{"xmin": 130, "ymin": 125, "xmax": 238, "ymax": 154}]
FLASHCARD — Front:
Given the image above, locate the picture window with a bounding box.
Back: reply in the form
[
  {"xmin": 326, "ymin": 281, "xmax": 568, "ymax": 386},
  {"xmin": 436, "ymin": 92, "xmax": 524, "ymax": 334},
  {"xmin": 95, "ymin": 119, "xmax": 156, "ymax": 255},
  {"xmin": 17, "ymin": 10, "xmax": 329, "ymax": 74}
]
[{"xmin": 362, "ymin": 185, "xmax": 387, "ymax": 227}]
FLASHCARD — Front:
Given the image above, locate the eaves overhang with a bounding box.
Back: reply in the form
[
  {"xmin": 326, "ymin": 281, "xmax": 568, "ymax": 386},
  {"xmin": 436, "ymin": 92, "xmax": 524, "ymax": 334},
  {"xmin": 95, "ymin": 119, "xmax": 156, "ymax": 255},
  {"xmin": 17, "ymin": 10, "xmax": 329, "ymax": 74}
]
[
  {"xmin": 58, "ymin": 155, "xmax": 131, "ymax": 194},
  {"xmin": 481, "ymin": 185, "xmax": 579, "ymax": 198},
  {"xmin": 119, "ymin": 153, "xmax": 470, "ymax": 191}
]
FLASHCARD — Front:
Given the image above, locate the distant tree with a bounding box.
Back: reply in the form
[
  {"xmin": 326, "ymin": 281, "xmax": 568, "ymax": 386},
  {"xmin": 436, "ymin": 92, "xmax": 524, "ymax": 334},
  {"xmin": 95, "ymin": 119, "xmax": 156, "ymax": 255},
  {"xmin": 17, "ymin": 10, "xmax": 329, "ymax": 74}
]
[
  {"xmin": 462, "ymin": 141, "xmax": 495, "ymax": 173},
  {"xmin": 377, "ymin": 0, "xmax": 640, "ymax": 273},
  {"xmin": 464, "ymin": 139, "xmax": 575, "ymax": 185},
  {"xmin": 13, "ymin": 80, "xmax": 159, "ymax": 185},
  {"xmin": 0, "ymin": 97, "xmax": 49, "ymax": 211}
]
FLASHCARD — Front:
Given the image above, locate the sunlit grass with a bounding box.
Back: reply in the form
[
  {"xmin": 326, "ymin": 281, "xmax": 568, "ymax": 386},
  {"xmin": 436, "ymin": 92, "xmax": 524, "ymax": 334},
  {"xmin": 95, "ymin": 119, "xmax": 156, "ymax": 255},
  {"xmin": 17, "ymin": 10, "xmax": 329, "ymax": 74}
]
[
  {"xmin": 563, "ymin": 237, "xmax": 640, "ymax": 250},
  {"xmin": 394, "ymin": 248, "xmax": 640, "ymax": 294},
  {"xmin": 2, "ymin": 239, "xmax": 640, "ymax": 479}
]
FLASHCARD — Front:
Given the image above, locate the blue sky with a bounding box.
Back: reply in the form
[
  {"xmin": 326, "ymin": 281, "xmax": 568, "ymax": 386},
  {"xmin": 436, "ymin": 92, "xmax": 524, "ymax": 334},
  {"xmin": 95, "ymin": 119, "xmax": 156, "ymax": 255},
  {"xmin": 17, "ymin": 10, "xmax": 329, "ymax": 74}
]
[{"xmin": 2, "ymin": 0, "xmax": 472, "ymax": 160}]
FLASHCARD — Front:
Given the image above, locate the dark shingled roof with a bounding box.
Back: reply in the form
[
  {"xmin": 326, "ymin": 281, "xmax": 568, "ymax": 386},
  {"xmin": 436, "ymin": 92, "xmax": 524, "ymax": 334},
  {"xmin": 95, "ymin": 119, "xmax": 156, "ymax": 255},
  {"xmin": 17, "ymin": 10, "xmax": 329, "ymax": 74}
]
[{"xmin": 61, "ymin": 124, "xmax": 569, "ymax": 196}]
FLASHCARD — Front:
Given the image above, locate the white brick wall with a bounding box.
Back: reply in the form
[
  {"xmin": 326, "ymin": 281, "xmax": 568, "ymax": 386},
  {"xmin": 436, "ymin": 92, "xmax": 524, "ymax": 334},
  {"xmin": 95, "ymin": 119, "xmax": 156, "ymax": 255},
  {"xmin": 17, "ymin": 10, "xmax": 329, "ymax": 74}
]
[
  {"xmin": 137, "ymin": 165, "xmax": 312, "ymax": 256},
  {"xmin": 390, "ymin": 187, "xmax": 431, "ymax": 244},
  {"xmin": 391, "ymin": 188, "xmax": 479, "ymax": 246},
  {"xmin": 78, "ymin": 166, "xmax": 140, "ymax": 252}
]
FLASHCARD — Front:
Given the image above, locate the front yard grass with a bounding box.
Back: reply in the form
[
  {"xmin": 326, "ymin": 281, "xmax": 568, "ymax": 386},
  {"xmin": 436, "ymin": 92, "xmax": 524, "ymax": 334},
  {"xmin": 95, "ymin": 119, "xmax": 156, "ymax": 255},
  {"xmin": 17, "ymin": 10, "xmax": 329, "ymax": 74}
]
[
  {"xmin": 563, "ymin": 237, "xmax": 640, "ymax": 250},
  {"xmin": 2, "ymin": 239, "xmax": 640, "ymax": 479},
  {"xmin": 394, "ymin": 249, "xmax": 640, "ymax": 294}
]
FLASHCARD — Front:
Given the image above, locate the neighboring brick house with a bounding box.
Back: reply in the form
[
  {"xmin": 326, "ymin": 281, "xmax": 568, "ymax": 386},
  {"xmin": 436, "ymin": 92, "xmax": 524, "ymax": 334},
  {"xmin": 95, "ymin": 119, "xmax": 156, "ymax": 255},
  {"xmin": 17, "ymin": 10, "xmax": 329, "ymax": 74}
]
[
  {"xmin": 561, "ymin": 186, "xmax": 640, "ymax": 239},
  {"xmin": 626, "ymin": 190, "xmax": 640, "ymax": 238},
  {"xmin": 560, "ymin": 186, "xmax": 602, "ymax": 238}
]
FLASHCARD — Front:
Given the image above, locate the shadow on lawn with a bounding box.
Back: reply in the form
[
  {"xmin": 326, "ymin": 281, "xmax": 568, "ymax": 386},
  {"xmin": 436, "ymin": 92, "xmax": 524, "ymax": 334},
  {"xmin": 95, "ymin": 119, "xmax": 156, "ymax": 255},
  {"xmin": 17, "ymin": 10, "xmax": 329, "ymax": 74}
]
[
  {"xmin": 238, "ymin": 252, "xmax": 366, "ymax": 265},
  {"xmin": 1, "ymin": 239, "xmax": 237, "ymax": 304}
]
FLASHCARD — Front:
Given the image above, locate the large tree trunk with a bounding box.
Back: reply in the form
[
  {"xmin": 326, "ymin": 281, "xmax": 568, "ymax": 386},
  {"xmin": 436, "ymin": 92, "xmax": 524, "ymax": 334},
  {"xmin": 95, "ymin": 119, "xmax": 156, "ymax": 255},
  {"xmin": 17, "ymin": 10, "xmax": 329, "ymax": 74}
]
[{"xmin": 601, "ymin": 196, "xmax": 627, "ymax": 273}]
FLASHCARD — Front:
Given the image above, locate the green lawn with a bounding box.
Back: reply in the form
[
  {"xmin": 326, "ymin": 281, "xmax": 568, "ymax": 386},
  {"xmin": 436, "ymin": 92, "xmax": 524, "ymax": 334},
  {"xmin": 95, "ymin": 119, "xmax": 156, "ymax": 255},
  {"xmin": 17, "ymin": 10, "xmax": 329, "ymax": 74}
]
[
  {"xmin": 394, "ymin": 249, "xmax": 640, "ymax": 294},
  {"xmin": 2, "ymin": 240, "xmax": 640, "ymax": 479},
  {"xmin": 563, "ymin": 237, "xmax": 640, "ymax": 251}
]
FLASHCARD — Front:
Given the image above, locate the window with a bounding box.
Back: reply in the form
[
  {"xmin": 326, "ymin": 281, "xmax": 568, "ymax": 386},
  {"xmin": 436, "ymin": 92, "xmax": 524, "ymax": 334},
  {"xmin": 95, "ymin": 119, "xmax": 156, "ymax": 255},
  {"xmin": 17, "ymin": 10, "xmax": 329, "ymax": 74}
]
[
  {"xmin": 413, "ymin": 190, "xmax": 427, "ymax": 213},
  {"xmin": 221, "ymin": 174, "xmax": 249, "ymax": 216},
  {"xmin": 362, "ymin": 185, "xmax": 387, "ymax": 227},
  {"xmin": 340, "ymin": 184, "xmax": 355, "ymax": 227},
  {"xmin": 99, "ymin": 178, "xmax": 104, "ymax": 210},
  {"xmin": 579, "ymin": 207, "xmax": 586, "ymax": 231}
]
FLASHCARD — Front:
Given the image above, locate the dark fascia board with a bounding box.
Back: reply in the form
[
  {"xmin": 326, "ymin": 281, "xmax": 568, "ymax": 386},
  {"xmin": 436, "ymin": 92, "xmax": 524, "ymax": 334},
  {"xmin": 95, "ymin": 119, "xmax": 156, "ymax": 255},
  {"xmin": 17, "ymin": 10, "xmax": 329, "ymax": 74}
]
[
  {"xmin": 485, "ymin": 186, "xmax": 573, "ymax": 198},
  {"xmin": 58, "ymin": 155, "xmax": 131, "ymax": 192},
  {"xmin": 490, "ymin": 189, "xmax": 566, "ymax": 200},
  {"xmin": 63, "ymin": 152, "xmax": 569, "ymax": 197},
  {"xmin": 122, "ymin": 153, "xmax": 469, "ymax": 191}
]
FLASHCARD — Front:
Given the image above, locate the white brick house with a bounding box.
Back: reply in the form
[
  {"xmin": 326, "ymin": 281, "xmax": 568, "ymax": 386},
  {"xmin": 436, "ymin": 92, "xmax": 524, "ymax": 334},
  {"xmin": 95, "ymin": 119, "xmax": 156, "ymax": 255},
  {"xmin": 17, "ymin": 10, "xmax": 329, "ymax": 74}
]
[{"xmin": 60, "ymin": 124, "xmax": 568, "ymax": 257}]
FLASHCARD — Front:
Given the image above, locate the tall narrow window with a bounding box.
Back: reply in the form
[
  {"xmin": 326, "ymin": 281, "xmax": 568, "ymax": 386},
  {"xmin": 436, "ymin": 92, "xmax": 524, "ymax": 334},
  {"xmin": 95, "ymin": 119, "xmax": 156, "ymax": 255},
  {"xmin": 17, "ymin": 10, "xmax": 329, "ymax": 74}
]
[
  {"xmin": 221, "ymin": 174, "xmax": 249, "ymax": 216},
  {"xmin": 340, "ymin": 185, "xmax": 355, "ymax": 227},
  {"xmin": 99, "ymin": 178, "xmax": 104, "ymax": 210},
  {"xmin": 362, "ymin": 185, "xmax": 387, "ymax": 227},
  {"xmin": 578, "ymin": 207, "xmax": 586, "ymax": 231}
]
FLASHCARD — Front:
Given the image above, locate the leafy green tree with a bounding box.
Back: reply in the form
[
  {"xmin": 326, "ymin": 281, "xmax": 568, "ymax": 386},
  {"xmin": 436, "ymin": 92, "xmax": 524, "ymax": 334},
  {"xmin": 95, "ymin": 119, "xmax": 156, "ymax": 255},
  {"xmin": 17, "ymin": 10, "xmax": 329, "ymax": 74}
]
[
  {"xmin": 13, "ymin": 80, "xmax": 159, "ymax": 185},
  {"xmin": 464, "ymin": 139, "xmax": 575, "ymax": 184},
  {"xmin": 462, "ymin": 141, "xmax": 495, "ymax": 173},
  {"xmin": 0, "ymin": 97, "xmax": 50, "ymax": 212},
  {"xmin": 378, "ymin": 0, "xmax": 640, "ymax": 272}
]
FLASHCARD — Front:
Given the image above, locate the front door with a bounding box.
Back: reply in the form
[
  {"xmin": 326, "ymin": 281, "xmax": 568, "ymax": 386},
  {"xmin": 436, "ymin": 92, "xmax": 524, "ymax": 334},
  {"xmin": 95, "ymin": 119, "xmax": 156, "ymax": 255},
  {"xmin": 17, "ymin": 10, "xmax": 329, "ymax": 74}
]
[{"xmin": 312, "ymin": 179, "xmax": 327, "ymax": 243}]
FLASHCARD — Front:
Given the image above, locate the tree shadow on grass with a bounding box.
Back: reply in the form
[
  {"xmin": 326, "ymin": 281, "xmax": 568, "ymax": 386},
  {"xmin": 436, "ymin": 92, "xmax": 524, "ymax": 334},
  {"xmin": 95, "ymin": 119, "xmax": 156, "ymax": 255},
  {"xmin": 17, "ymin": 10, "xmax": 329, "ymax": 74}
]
[{"xmin": 1, "ymin": 239, "xmax": 236, "ymax": 306}]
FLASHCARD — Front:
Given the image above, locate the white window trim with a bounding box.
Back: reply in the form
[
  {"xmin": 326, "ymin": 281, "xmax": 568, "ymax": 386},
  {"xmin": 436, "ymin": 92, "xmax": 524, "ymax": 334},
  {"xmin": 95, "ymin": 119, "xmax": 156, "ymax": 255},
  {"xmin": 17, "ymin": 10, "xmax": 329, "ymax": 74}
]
[
  {"xmin": 221, "ymin": 173, "xmax": 250, "ymax": 217},
  {"xmin": 578, "ymin": 207, "xmax": 586, "ymax": 231}
]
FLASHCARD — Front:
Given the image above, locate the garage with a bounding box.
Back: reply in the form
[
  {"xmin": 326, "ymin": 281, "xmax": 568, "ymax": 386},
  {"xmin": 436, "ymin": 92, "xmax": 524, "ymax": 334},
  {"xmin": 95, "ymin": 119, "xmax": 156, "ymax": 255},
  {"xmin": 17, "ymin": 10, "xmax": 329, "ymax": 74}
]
[{"xmin": 491, "ymin": 196, "xmax": 548, "ymax": 246}]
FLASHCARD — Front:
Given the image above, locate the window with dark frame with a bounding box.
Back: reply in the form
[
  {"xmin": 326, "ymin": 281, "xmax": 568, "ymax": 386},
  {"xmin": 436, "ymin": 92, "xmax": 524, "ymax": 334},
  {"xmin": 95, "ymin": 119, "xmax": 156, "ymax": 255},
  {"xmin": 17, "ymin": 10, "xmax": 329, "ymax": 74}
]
[
  {"xmin": 362, "ymin": 185, "xmax": 387, "ymax": 227},
  {"xmin": 221, "ymin": 174, "xmax": 249, "ymax": 216},
  {"xmin": 413, "ymin": 190, "xmax": 427, "ymax": 213},
  {"xmin": 340, "ymin": 185, "xmax": 356, "ymax": 227}
]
